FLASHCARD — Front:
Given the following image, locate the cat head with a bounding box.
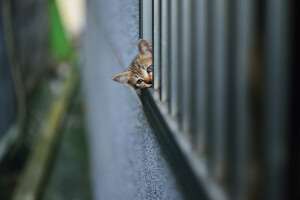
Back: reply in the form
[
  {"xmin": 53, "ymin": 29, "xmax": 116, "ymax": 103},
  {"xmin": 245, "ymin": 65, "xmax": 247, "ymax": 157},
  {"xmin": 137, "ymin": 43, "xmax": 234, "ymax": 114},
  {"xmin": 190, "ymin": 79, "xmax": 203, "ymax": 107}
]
[{"xmin": 112, "ymin": 39, "xmax": 153, "ymax": 89}]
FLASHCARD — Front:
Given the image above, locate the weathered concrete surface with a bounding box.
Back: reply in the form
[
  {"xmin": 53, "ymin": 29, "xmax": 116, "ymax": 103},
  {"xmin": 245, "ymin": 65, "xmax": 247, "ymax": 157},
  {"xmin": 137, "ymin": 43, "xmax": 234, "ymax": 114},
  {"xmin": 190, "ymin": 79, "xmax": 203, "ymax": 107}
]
[
  {"xmin": 82, "ymin": 0, "xmax": 184, "ymax": 199},
  {"xmin": 0, "ymin": 0, "xmax": 49, "ymax": 139},
  {"xmin": 10, "ymin": 0, "xmax": 50, "ymax": 90},
  {"xmin": 0, "ymin": 1, "xmax": 17, "ymax": 139}
]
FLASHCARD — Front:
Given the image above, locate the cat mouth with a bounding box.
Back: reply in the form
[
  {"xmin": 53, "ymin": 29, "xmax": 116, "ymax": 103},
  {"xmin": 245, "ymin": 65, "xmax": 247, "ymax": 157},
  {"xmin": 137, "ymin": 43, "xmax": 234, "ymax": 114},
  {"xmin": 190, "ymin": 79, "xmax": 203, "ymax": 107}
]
[
  {"xmin": 144, "ymin": 79, "xmax": 152, "ymax": 85},
  {"xmin": 147, "ymin": 80, "xmax": 153, "ymax": 87},
  {"xmin": 140, "ymin": 79, "xmax": 152, "ymax": 88},
  {"xmin": 144, "ymin": 83, "xmax": 152, "ymax": 88}
]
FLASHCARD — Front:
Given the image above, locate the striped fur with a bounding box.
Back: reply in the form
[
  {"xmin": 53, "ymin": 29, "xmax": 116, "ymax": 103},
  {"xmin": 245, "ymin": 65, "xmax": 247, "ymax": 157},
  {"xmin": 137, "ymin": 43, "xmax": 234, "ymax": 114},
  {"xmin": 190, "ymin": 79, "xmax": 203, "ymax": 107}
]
[{"xmin": 112, "ymin": 39, "xmax": 153, "ymax": 89}]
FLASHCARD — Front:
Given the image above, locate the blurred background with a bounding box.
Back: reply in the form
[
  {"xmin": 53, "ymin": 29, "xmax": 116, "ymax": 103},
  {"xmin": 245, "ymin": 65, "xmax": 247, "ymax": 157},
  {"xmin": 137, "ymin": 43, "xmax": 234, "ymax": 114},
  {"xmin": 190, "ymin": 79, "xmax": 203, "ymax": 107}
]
[{"xmin": 0, "ymin": 0, "xmax": 298, "ymax": 200}]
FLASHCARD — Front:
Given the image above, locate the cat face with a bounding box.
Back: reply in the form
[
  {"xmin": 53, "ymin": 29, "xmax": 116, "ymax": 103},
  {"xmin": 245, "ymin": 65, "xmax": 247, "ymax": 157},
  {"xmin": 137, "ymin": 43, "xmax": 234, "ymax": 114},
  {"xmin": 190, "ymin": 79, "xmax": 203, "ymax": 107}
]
[{"xmin": 112, "ymin": 39, "xmax": 153, "ymax": 89}]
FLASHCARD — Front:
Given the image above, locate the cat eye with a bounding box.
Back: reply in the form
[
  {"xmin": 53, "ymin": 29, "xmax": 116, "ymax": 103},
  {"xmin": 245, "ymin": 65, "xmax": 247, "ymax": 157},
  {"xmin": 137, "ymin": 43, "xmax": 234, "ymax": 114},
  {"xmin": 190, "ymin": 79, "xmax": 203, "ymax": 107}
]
[
  {"xmin": 137, "ymin": 79, "xmax": 143, "ymax": 84},
  {"xmin": 147, "ymin": 66, "xmax": 152, "ymax": 73}
]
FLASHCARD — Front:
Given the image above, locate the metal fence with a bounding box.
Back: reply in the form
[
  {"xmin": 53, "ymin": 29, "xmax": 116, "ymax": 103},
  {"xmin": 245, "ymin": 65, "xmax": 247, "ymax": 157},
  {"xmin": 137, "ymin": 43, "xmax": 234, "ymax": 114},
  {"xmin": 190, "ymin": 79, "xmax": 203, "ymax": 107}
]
[{"xmin": 140, "ymin": 0, "xmax": 296, "ymax": 200}]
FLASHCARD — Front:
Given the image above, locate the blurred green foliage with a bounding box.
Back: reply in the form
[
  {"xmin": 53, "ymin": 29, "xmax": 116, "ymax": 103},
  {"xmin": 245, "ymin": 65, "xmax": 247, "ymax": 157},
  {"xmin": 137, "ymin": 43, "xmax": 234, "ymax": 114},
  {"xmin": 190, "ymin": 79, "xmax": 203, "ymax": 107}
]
[{"xmin": 50, "ymin": 0, "xmax": 72, "ymax": 60}]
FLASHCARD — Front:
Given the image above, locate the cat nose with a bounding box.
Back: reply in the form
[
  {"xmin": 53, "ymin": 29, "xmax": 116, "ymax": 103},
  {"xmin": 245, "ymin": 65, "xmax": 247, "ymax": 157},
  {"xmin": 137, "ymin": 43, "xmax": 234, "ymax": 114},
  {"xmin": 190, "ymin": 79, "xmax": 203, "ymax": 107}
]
[{"xmin": 144, "ymin": 77, "xmax": 152, "ymax": 84}]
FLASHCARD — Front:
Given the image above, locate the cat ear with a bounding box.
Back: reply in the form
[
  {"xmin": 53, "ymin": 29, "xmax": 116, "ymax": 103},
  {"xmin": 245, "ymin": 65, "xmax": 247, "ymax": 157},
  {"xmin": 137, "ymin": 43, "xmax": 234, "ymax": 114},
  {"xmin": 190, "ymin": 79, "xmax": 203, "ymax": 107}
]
[
  {"xmin": 137, "ymin": 39, "xmax": 152, "ymax": 57},
  {"xmin": 112, "ymin": 71, "xmax": 130, "ymax": 84}
]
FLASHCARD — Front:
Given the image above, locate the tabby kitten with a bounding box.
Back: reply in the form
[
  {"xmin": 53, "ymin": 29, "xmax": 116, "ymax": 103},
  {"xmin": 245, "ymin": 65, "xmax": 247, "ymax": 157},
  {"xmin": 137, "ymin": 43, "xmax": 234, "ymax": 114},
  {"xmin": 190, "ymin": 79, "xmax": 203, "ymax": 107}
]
[{"xmin": 112, "ymin": 39, "xmax": 153, "ymax": 89}]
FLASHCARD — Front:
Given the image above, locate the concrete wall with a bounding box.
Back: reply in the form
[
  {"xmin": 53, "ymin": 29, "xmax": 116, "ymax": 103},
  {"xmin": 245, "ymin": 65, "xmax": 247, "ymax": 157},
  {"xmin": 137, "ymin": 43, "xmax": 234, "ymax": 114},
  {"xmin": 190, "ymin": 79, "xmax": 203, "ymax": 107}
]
[
  {"xmin": 82, "ymin": 0, "xmax": 185, "ymax": 199},
  {"xmin": 10, "ymin": 0, "xmax": 50, "ymax": 90},
  {"xmin": 0, "ymin": 0, "xmax": 49, "ymax": 139},
  {"xmin": 0, "ymin": 1, "xmax": 16, "ymax": 138}
]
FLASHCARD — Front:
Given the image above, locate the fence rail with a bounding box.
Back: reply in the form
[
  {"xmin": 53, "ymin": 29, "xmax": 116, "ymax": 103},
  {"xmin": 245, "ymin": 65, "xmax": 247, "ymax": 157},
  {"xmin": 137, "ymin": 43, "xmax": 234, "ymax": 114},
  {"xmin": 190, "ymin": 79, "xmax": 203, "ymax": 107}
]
[{"xmin": 140, "ymin": 0, "xmax": 295, "ymax": 200}]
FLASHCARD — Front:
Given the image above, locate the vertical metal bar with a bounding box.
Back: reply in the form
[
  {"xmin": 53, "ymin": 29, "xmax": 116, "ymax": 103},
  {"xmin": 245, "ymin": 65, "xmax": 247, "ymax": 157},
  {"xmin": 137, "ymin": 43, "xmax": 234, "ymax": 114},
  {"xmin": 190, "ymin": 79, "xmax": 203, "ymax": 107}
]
[
  {"xmin": 161, "ymin": 0, "xmax": 170, "ymax": 104},
  {"xmin": 231, "ymin": 0, "xmax": 253, "ymax": 199},
  {"xmin": 176, "ymin": 1, "xmax": 183, "ymax": 124},
  {"xmin": 287, "ymin": 3, "xmax": 300, "ymax": 199},
  {"xmin": 153, "ymin": 0, "xmax": 161, "ymax": 94},
  {"xmin": 209, "ymin": 0, "xmax": 228, "ymax": 181},
  {"xmin": 139, "ymin": 0, "xmax": 143, "ymax": 39},
  {"xmin": 181, "ymin": 0, "xmax": 192, "ymax": 133},
  {"xmin": 142, "ymin": 0, "xmax": 153, "ymax": 42},
  {"xmin": 264, "ymin": 0, "xmax": 290, "ymax": 199},
  {"xmin": 170, "ymin": 0, "xmax": 179, "ymax": 117},
  {"xmin": 194, "ymin": 0, "xmax": 208, "ymax": 155},
  {"xmin": 205, "ymin": 0, "xmax": 214, "ymax": 170}
]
